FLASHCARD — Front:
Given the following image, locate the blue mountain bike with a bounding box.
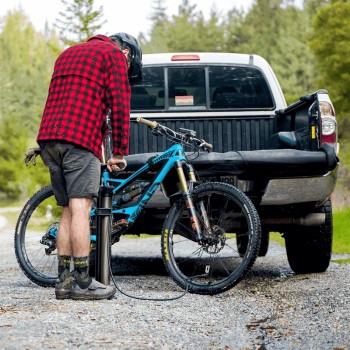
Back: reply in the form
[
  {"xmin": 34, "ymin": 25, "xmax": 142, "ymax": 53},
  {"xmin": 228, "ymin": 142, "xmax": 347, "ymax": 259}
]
[{"xmin": 14, "ymin": 117, "xmax": 261, "ymax": 295}]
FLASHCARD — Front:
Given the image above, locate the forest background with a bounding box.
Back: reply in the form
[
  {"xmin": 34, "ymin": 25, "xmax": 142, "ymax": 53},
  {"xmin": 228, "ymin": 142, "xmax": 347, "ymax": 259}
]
[{"xmin": 0, "ymin": 0, "xmax": 349, "ymax": 209}]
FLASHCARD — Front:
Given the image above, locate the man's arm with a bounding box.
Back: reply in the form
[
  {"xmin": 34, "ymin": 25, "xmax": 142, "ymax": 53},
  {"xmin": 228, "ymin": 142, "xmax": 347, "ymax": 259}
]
[{"xmin": 105, "ymin": 49, "xmax": 131, "ymax": 171}]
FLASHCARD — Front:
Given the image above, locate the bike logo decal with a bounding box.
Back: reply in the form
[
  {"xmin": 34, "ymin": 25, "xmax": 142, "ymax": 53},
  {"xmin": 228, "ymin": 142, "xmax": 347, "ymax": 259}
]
[
  {"xmin": 130, "ymin": 182, "xmax": 160, "ymax": 221},
  {"xmin": 163, "ymin": 228, "xmax": 169, "ymax": 261},
  {"xmin": 152, "ymin": 150, "xmax": 175, "ymax": 164}
]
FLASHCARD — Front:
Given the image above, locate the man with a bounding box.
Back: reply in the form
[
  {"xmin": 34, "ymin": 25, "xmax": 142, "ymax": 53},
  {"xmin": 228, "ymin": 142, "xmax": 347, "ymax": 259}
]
[{"xmin": 37, "ymin": 33, "xmax": 142, "ymax": 300}]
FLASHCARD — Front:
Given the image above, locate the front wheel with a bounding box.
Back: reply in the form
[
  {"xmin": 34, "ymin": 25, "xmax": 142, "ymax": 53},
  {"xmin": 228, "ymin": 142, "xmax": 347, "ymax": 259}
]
[{"xmin": 161, "ymin": 182, "xmax": 261, "ymax": 295}]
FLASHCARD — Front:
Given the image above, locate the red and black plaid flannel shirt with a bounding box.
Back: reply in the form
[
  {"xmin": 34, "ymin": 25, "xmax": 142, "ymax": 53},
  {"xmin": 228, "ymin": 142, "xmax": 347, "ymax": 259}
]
[{"xmin": 37, "ymin": 35, "xmax": 131, "ymax": 159}]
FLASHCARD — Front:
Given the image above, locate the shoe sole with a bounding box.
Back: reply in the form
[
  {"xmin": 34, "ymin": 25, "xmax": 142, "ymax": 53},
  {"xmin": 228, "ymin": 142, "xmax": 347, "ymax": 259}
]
[
  {"xmin": 71, "ymin": 292, "xmax": 115, "ymax": 301},
  {"xmin": 55, "ymin": 291, "xmax": 72, "ymax": 300}
]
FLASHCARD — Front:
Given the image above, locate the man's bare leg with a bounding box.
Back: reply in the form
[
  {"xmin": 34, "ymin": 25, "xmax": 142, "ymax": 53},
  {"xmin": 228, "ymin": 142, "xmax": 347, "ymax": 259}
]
[
  {"xmin": 55, "ymin": 206, "xmax": 74, "ymax": 298},
  {"xmin": 57, "ymin": 206, "xmax": 72, "ymax": 256},
  {"xmin": 69, "ymin": 197, "xmax": 92, "ymax": 257},
  {"xmin": 56, "ymin": 198, "xmax": 91, "ymax": 284}
]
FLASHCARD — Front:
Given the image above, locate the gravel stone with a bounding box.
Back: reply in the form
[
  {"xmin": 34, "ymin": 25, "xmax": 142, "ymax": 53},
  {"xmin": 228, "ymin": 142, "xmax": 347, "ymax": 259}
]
[{"xmin": 1, "ymin": 217, "xmax": 350, "ymax": 349}]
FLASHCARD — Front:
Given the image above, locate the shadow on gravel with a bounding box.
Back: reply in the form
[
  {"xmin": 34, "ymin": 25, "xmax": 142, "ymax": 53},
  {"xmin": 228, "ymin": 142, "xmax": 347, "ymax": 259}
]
[
  {"xmin": 111, "ymin": 256, "xmax": 168, "ymax": 276},
  {"xmin": 249, "ymin": 263, "xmax": 294, "ymax": 279},
  {"xmin": 110, "ymin": 255, "xmax": 294, "ymax": 281}
]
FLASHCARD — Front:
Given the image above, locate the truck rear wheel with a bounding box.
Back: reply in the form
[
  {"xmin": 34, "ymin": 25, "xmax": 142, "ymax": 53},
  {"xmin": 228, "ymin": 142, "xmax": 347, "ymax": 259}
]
[
  {"xmin": 258, "ymin": 229, "xmax": 269, "ymax": 256},
  {"xmin": 284, "ymin": 199, "xmax": 332, "ymax": 274}
]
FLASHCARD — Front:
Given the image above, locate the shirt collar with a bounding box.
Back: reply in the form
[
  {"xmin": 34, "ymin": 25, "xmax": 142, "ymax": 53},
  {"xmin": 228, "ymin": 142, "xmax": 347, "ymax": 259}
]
[{"xmin": 87, "ymin": 35, "xmax": 113, "ymax": 44}]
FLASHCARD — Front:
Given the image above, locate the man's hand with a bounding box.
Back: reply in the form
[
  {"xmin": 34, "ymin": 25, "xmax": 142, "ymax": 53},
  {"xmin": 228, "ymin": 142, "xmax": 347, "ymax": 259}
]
[{"xmin": 107, "ymin": 155, "xmax": 127, "ymax": 172}]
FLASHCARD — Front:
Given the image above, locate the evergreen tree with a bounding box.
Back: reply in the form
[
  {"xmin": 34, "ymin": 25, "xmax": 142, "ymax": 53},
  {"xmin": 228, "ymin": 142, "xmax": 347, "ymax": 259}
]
[
  {"xmin": 139, "ymin": 0, "xmax": 170, "ymax": 53},
  {"xmin": 238, "ymin": 0, "xmax": 283, "ymax": 62},
  {"xmin": 303, "ymin": 0, "xmax": 331, "ymax": 13},
  {"xmin": 221, "ymin": 8, "xmax": 246, "ymax": 53},
  {"xmin": 195, "ymin": 9, "xmax": 225, "ymax": 52},
  {"xmin": 0, "ymin": 114, "xmax": 27, "ymax": 200},
  {"xmin": 166, "ymin": 0, "xmax": 200, "ymax": 52},
  {"xmin": 0, "ymin": 10, "xmax": 61, "ymax": 199},
  {"xmin": 165, "ymin": 0, "xmax": 224, "ymax": 52},
  {"xmin": 0, "ymin": 10, "xmax": 61, "ymax": 133},
  {"xmin": 309, "ymin": 0, "xmax": 350, "ymax": 136},
  {"xmin": 55, "ymin": 0, "xmax": 106, "ymax": 46},
  {"xmin": 269, "ymin": 4, "xmax": 316, "ymax": 103}
]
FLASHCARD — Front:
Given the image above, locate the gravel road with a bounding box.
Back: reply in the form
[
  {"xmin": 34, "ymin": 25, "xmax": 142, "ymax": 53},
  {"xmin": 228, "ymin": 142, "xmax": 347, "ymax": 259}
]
[{"xmin": 1, "ymin": 212, "xmax": 350, "ymax": 350}]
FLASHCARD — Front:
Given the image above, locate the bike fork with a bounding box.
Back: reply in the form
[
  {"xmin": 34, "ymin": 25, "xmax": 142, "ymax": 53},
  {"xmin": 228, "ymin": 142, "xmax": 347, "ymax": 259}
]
[{"xmin": 175, "ymin": 161, "xmax": 208, "ymax": 242}]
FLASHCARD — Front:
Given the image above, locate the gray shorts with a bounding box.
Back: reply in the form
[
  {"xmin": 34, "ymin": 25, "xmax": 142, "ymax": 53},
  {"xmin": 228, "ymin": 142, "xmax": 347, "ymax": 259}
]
[{"xmin": 40, "ymin": 141, "xmax": 101, "ymax": 206}]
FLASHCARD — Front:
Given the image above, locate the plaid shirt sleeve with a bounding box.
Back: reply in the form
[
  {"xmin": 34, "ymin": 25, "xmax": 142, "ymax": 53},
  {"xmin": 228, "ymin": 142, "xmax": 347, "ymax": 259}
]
[{"xmin": 104, "ymin": 50, "xmax": 131, "ymax": 156}]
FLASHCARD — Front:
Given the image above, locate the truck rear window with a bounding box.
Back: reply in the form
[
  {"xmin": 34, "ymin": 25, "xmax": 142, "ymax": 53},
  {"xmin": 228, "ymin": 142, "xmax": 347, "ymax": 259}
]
[{"xmin": 131, "ymin": 65, "xmax": 274, "ymax": 111}]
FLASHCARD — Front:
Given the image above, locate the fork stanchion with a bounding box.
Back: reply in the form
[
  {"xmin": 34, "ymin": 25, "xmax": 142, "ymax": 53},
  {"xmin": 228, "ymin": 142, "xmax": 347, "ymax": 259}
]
[{"xmin": 95, "ymin": 185, "xmax": 113, "ymax": 285}]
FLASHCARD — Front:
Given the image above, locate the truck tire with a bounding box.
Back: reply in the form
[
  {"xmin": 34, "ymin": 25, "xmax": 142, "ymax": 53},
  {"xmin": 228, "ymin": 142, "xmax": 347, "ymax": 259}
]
[
  {"xmin": 258, "ymin": 229, "xmax": 270, "ymax": 257},
  {"xmin": 237, "ymin": 228, "xmax": 269, "ymax": 257},
  {"xmin": 284, "ymin": 199, "xmax": 332, "ymax": 274}
]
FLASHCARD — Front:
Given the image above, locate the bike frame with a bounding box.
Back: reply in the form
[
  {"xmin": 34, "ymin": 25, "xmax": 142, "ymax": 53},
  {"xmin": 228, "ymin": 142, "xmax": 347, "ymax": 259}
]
[{"xmin": 90, "ymin": 143, "xmax": 203, "ymax": 241}]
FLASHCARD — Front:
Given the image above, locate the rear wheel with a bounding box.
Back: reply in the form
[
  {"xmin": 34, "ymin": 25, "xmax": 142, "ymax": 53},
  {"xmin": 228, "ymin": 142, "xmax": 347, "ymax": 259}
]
[
  {"xmin": 14, "ymin": 186, "xmax": 60, "ymax": 287},
  {"xmin": 284, "ymin": 199, "xmax": 332, "ymax": 274},
  {"xmin": 161, "ymin": 182, "xmax": 261, "ymax": 295},
  {"xmin": 14, "ymin": 186, "xmax": 98, "ymax": 287}
]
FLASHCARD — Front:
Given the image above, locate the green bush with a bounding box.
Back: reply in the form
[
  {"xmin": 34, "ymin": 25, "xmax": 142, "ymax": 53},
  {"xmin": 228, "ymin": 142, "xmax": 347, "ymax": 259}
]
[{"xmin": 333, "ymin": 207, "xmax": 350, "ymax": 254}]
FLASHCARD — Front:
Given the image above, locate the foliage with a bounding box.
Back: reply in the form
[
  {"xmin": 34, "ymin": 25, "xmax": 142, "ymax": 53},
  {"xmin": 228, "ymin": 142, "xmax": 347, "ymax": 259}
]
[
  {"xmin": 309, "ymin": 1, "xmax": 350, "ymax": 137},
  {"xmin": 55, "ymin": 0, "xmax": 106, "ymax": 45},
  {"xmin": 268, "ymin": 4, "xmax": 316, "ymax": 103},
  {"xmin": 332, "ymin": 207, "xmax": 350, "ymax": 254},
  {"xmin": 166, "ymin": 0, "xmax": 224, "ymax": 52},
  {"xmin": 0, "ymin": 10, "xmax": 61, "ymax": 135},
  {"xmin": 0, "ymin": 114, "xmax": 28, "ymax": 199},
  {"xmin": 0, "ymin": 10, "xmax": 60, "ymax": 199},
  {"xmin": 139, "ymin": 0, "xmax": 169, "ymax": 53}
]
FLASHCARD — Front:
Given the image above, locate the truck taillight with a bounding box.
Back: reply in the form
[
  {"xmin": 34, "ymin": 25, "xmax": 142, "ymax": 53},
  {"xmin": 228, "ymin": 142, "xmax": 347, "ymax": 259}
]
[{"xmin": 319, "ymin": 101, "xmax": 338, "ymax": 152}]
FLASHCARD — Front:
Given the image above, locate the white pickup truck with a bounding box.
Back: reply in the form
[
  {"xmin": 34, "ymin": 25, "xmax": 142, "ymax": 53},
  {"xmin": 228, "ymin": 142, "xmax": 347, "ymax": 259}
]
[{"xmin": 122, "ymin": 52, "xmax": 339, "ymax": 274}]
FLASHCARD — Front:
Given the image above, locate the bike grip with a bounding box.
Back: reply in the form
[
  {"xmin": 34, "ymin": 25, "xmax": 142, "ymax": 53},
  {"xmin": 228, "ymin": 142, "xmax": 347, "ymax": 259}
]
[
  {"xmin": 136, "ymin": 117, "xmax": 158, "ymax": 129},
  {"xmin": 115, "ymin": 162, "xmax": 126, "ymax": 170},
  {"xmin": 204, "ymin": 142, "xmax": 213, "ymax": 150}
]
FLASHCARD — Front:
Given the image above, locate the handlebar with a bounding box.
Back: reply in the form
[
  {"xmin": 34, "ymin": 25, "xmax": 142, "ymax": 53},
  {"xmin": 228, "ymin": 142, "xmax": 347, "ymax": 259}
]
[{"xmin": 136, "ymin": 117, "xmax": 213, "ymax": 152}]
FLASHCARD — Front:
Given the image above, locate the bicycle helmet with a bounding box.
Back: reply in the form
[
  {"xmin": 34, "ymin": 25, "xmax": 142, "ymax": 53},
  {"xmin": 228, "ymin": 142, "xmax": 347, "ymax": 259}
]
[{"xmin": 109, "ymin": 32, "xmax": 143, "ymax": 83}]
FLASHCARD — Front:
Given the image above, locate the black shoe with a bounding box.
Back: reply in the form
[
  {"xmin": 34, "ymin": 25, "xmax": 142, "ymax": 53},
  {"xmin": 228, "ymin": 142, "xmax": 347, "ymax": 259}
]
[
  {"xmin": 71, "ymin": 279, "xmax": 116, "ymax": 300},
  {"xmin": 55, "ymin": 276, "xmax": 75, "ymax": 300}
]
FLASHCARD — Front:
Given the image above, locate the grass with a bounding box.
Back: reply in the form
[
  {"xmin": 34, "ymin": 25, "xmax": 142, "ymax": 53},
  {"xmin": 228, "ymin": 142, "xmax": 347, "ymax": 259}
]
[
  {"xmin": 268, "ymin": 207, "xmax": 350, "ymax": 256},
  {"xmin": 0, "ymin": 200, "xmax": 22, "ymax": 208},
  {"xmin": 333, "ymin": 207, "xmax": 350, "ymax": 254},
  {"xmin": 270, "ymin": 232, "xmax": 285, "ymax": 247}
]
